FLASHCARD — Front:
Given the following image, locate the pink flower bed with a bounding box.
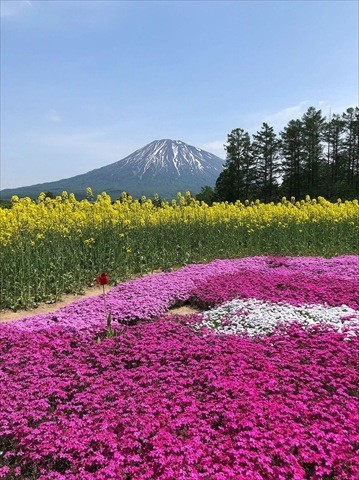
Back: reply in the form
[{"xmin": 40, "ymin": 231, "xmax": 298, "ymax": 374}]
[
  {"xmin": 190, "ymin": 269, "xmax": 359, "ymax": 309},
  {"xmin": 1, "ymin": 321, "xmax": 358, "ymax": 480},
  {"xmin": 10, "ymin": 255, "xmax": 359, "ymax": 334},
  {"xmin": 0, "ymin": 255, "xmax": 358, "ymax": 479}
]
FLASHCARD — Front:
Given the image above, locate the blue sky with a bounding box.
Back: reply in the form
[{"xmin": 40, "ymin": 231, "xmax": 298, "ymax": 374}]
[{"xmin": 1, "ymin": 0, "xmax": 358, "ymax": 189}]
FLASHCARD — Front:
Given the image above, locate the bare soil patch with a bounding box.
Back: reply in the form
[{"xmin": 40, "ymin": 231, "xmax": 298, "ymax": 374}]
[
  {"xmin": 1, "ymin": 296, "xmax": 202, "ymax": 323},
  {"xmin": 164, "ymin": 305, "xmax": 202, "ymax": 316},
  {"xmin": 0, "ymin": 268, "xmax": 202, "ymax": 324},
  {"xmin": 0, "ymin": 270, "xmax": 167, "ymax": 324},
  {"xmin": 0, "ymin": 285, "xmax": 110, "ymax": 323}
]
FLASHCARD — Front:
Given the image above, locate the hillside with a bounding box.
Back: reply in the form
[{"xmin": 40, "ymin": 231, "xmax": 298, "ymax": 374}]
[{"xmin": 0, "ymin": 139, "xmax": 224, "ymax": 200}]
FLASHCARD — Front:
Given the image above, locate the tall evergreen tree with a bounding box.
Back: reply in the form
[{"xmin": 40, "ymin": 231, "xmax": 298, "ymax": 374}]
[
  {"xmin": 252, "ymin": 123, "xmax": 281, "ymax": 201},
  {"xmin": 214, "ymin": 168, "xmax": 234, "ymax": 202},
  {"xmin": 322, "ymin": 113, "xmax": 346, "ymax": 198},
  {"xmin": 280, "ymin": 119, "xmax": 304, "ymax": 199},
  {"xmin": 301, "ymin": 107, "xmax": 326, "ymax": 197},
  {"xmin": 342, "ymin": 107, "xmax": 359, "ymax": 196},
  {"xmin": 215, "ymin": 128, "xmax": 255, "ymax": 202},
  {"xmin": 216, "ymin": 105, "xmax": 358, "ymax": 202}
]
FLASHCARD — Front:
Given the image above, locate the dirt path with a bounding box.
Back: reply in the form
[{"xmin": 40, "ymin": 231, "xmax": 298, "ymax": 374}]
[
  {"xmin": 0, "ymin": 285, "xmax": 109, "ymax": 323},
  {"xmin": 0, "ymin": 272, "xmax": 202, "ymax": 323},
  {"xmin": 0, "ymin": 270, "xmax": 162, "ymax": 324},
  {"xmin": 1, "ymin": 296, "xmax": 202, "ymax": 323}
]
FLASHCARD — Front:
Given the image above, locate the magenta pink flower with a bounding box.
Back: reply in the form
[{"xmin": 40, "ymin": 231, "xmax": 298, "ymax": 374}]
[{"xmin": 0, "ymin": 255, "xmax": 357, "ymax": 478}]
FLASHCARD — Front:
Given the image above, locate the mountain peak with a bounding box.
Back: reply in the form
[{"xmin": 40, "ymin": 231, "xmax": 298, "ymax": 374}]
[
  {"xmin": 0, "ymin": 139, "xmax": 224, "ymax": 200},
  {"xmin": 117, "ymin": 139, "xmax": 222, "ymax": 181}
]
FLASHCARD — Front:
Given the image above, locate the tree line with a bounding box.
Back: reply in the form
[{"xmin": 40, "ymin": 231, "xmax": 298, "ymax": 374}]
[{"xmin": 197, "ymin": 106, "xmax": 359, "ymax": 203}]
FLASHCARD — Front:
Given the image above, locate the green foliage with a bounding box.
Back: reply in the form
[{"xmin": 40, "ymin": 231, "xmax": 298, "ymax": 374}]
[
  {"xmin": 218, "ymin": 106, "xmax": 359, "ymax": 202},
  {"xmin": 44, "ymin": 191, "xmax": 56, "ymax": 199},
  {"xmin": 252, "ymin": 123, "xmax": 281, "ymax": 201},
  {"xmin": 300, "ymin": 107, "xmax": 326, "ymax": 196},
  {"xmin": 195, "ymin": 185, "xmax": 215, "ymax": 205},
  {"xmin": 215, "ymin": 128, "xmax": 257, "ymax": 202},
  {"xmin": 1, "ymin": 200, "xmax": 358, "ymax": 311},
  {"xmin": 281, "ymin": 119, "xmax": 304, "ymax": 199}
]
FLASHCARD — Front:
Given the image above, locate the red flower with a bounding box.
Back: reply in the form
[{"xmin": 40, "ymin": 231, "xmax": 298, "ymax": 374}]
[{"xmin": 96, "ymin": 272, "xmax": 109, "ymax": 286}]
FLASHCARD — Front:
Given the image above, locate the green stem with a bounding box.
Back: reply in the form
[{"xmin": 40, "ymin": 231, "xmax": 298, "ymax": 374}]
[{"xmin": 102, "ymin": 284, "xmax": 107, "ymax": 314}]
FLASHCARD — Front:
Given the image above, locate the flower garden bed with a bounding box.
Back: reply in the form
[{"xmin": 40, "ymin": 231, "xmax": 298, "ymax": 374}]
[{"xmin": 0, "ymin": 256, "xmax": 358, "ymax": 479}]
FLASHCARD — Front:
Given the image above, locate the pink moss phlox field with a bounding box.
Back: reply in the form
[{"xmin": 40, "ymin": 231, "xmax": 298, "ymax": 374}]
[
  {"xmin": 191, "ymin": 269, "xmax": 359, "ymax": 310},
  {"xmin": 189, "ymin": 255, "xmax": 359, "ymax": 310},
  {"xmin": 0, "ymin": 319, "xmax": 358, "ymax": 480},
  {"xmin": 9, "ymin": 262, "xmax": 235, "ymax": 334},
  {"xmin": 9, "ymin": 255, "xmax": 359, "ymax": 334},
  {"xmin": 1, "ymin": 255, "xmax": 358, "ymax": 479}
]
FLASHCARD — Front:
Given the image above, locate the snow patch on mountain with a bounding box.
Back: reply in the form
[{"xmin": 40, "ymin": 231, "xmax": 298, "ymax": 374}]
[{"xmin": 118, "ymin": 139, "xmax": 222, "ymax": 180}]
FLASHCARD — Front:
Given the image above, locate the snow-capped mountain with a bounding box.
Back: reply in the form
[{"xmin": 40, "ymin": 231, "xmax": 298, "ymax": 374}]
[
  {"xmin": 0, "ymin": 139, "xmax": 224, "ymax": 199},
  {"xmin": 118, "ymin": 139, "xmax": 220, "ymax": 178}
]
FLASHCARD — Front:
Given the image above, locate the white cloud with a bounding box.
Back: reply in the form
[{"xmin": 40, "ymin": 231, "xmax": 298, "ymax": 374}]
[
  {"xmin": 202, "ymin": 98, "xmax": 358, "ymax": 155},
  {"xmin": 0, "ymin": 0, "xmax": 33, "ymax": 17},
  {"xmin": 47, "ymin": 109, "xmax": 61, "ymax": 123},
  {"xmin": 312, "ymin": 99, "xmax": 358, "ymax": 118},
  {"xmin": 261, "ymin": 98, "xmax": 358, "ymax": 132},
  {"xmin": 201, "ymin": 140, "xmax": 226, "ymax": 158},
  {"xmin": 263, "ymin": 100, "xmax": 310, "ymax": 129}
]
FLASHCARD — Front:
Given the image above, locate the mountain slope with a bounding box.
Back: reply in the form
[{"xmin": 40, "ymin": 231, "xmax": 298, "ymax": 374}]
[{"xmin": 1, "ymin": 139, "xmax": 224, "ymax": 199}]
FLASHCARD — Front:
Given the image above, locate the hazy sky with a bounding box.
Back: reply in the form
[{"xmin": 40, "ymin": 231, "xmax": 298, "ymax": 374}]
[{"xmin": 1, "ymin": 0, "xmax": 358, "ymax": 189}]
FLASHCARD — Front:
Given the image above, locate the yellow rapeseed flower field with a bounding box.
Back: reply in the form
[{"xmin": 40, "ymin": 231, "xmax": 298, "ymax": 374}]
[{"xmin": 1, "ymin": 192, "xmax": 358, "ymax": 310}]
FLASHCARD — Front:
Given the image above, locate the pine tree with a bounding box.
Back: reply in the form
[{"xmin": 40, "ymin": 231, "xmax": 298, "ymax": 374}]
[
  {"xmin": 252, "ymin": 123, "xmax": 281, "ymax": 201},
  {"xmin": 342, "ymin": 107, "xmax": 359, "ymax": 196},
  {"xmin": 214, "ymin": 168, "xmax": 234, "ymax": 202},
  {"xmin": 301, "ymin": 107, "xmax": 326, "ymax": 197},
  {"xmin": 280, "ymin": 119, "xmax": 304, "ymax": 199},
  {"xmin": 322, "ymin": 113, "xmax": 346, "ymax": 198},
  {"xmin": 215, "ymin": 128, "xmax": 255, "ymax": 202},
  {"xmin": 216, "ymin": 105, "xmax": 358, "ymax": 202}
]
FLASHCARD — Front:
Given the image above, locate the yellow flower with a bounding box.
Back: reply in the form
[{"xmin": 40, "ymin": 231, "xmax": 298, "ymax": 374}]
[{"xmin": 84, "ymin": 238, "xmax": 95, "ymax": 245}]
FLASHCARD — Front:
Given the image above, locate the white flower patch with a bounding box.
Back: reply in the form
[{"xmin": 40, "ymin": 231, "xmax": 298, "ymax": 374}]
[{"xmin": 199, "ymin": 298, "xmax": 359, "ymax": 337}]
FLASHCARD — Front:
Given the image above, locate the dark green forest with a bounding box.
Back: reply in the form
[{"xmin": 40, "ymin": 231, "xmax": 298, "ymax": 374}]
[{"xmin": 197, "ymin": 106, "xmax": 359, "ymax": 203}]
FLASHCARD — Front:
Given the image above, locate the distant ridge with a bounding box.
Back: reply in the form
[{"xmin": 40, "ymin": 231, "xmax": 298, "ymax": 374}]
[{"xmin": 0, "ymin": 139, "xmax": 224, "ymax": 200}]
